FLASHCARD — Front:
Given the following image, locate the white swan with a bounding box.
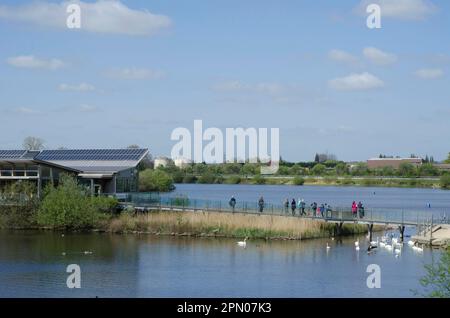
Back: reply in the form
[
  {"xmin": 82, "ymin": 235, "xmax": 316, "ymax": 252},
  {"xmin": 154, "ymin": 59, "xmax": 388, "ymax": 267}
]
[
  {"xmin": 355, "ymin": 246, "xmax": 360, "ymax": 251},
  {"xmin": 407, "ymin": 240, "xmax": 415, "ymax": 246},
  {"xmin": 416, "ymin": 245, "xmax": 424, "ymax": 252},
  {"xmin": 84, "ymin": 251, "xmax": 93, "ymax": 255},
  {"xmin": 394, "ymin": 247, "xmax": 401, "ymax": 255},
  {"xmin": 379, "ymin": 241, "xmax": 386, "ymax": 247},
  {"xmin": 370, "ymin": 237, "xmax": 379, "ymax": 246},
  {"xmin": 354, "ymin": 239, "xmax": 359, "ymax": 247},
  {"xmin": 237, "ymin": 237, "xmax": 248, "ymax": 248},
  {"xmin": 385, "ymin": 244, "xmax": 393, "ymax": 252},
  {"xmin": 326, "ymin": 243, "xmax": 331, "ymax": 250}
]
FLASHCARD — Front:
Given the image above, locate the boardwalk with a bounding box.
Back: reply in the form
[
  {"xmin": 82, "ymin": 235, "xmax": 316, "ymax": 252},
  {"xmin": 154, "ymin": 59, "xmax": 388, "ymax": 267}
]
[{"xmin": 118, "ymin": 194, "xmax": 448, "ymax": 243}]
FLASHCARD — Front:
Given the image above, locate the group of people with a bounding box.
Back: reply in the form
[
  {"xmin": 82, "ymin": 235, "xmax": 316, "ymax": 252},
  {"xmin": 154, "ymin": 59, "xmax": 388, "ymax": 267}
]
[
  {"xmin": 351, "ymin": 201, "xmax": 365, "ymax": 218},
  {"xmin": 228, "ymin": 195, "xmax": 366, "ymax": 219},
  {"xmin": 283, "ymin": 198, "xmax": 307, "ymax": 216}
]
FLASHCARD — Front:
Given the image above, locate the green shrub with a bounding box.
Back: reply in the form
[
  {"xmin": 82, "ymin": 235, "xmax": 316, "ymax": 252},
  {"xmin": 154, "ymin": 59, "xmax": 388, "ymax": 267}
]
[
  {"xmin": 0, "ymin": 181, "xmax": 39, "ymax": 228},
  {"xmin": 252, "ymin": 175, "xmax": 266, "ymax": 184},
  {"xmin": 182, "ymin": 174, "xmax": 197, "ymax": 183},
  {"xmin": 292, "ymin": 176, "xmax": 305, "ymax": 185},
  {"xmin": 440, "ymin": 174, "xmax": 450, "ymax": 189},
  {"xmin": 37, "ymin": 174, "xmax": 114, "ymax": 229},
  {"xmin": 224, "ymin": 176, "xmax": 241, "ymax": 184},
  {"xmin": 197, "ymin": 173, "xmax": 216, "ymax": 184},
  {"xmin": 139, "ymin": 169, "xmax": 175, "ymax": 192}
]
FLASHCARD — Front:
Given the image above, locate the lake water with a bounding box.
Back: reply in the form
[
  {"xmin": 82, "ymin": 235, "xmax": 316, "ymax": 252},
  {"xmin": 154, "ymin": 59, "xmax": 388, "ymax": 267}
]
[
  {"xmin": 0, "ymin": 230, "xmax": 442, "ymax": 298},
  {"xmin": 1, "ymin": 184, "xmax": 448, "ymax": 298}
]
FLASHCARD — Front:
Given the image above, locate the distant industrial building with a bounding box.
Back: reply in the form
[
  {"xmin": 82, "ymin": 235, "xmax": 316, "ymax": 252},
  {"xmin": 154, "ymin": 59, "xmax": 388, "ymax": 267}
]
[
  {"xmin": 367, "ymin": 157, "xmax": 423, "ymax": 169},
  {"xmin": 0, "ymin": 148, "xmax": 149, "ymax": 196}
]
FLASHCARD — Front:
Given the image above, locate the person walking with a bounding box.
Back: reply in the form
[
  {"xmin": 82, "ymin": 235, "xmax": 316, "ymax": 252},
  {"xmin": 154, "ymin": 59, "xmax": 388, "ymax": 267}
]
[
  {"xmin": 284, "ymin": 198, "xmax": 289, "ymax": 214},
  {"xmin": 320, "ymin": 203, "xmax": 325, "ymax": 218},
  {"xmin": 311, "ymin": 202, "xmax": 317, "ymax": 217},
  {"xmin": 229, "ymin": 196, "xmax": 236, "ymax": 213},
  {"xmin": 291, "ymin": 198, "xmax": 296, "ymax": 216},
  {"xmin": 351, "ymin": 201, "xmax": 357, "ymax": 218},
  {"xmin": 258, "ymin": 196, "xmax": 265, "ymax": 213},
  {"xmin": 358, "ymin": 201, "xmax": 364, "ymax": 219},
  {"xmin": 300, "ymin": 199, "xmax": 306, "ymax": 216}
]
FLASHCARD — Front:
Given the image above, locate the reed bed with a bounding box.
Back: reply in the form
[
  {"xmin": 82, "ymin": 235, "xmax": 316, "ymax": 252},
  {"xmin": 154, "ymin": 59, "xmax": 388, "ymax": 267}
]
[{"xmin": 107, "ymin": 211, "xmax": 370, "ymax": 240}]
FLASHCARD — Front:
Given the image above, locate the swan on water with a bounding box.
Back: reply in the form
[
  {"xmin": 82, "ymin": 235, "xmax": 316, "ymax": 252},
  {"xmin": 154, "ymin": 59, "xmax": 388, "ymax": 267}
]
[
  {"xmin": 407, "ymin": 240, "xmax": 415, "ymax": 246},
  {"xmin": 370, "ymin": 237, "xmax": 379, "ymax": 246},
  {"xmin": 326, "ymin": 243, "xmax": 331, "ymax": 250},
  {"xmin": 416, "ymin": 245, "xmax": 424, "ymax": 252},
  {"xmin": 355, "ymin": 246, "xmax": 360, "ymax": 251},
  {"xmin": 237, "ymin": 237, "xmax": 248, "ymax": 248},
  {"xmin": 354, "ymin": 239, "xmax": 359, "ymax": 247}
]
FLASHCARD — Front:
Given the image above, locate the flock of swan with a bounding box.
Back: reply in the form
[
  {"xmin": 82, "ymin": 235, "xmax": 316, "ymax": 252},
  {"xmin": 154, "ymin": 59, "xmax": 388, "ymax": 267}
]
[
  {"xmin": 328, "ymin": 235, "xmax": 425, "ymax": 257},
  {"xmin": 237, "ymin": 235, "xmax": 425, "ymax": 257}
]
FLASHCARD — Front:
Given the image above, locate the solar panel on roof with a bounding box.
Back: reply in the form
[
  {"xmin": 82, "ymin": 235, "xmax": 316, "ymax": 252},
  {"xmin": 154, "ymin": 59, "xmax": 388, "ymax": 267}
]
[
  {"xmin": 35, "ymin": 149, "xmax": 147, "ymax": 161},
  {"xmin": 0, "ymin": 150, "xmax": 27, "ymax": 159}
]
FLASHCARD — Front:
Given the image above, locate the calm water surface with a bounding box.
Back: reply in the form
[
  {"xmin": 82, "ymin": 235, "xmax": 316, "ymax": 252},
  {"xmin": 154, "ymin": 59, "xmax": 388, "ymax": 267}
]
[{"xmin": 0, "ymin": 230, "xmax": 442, "ymax": 298}]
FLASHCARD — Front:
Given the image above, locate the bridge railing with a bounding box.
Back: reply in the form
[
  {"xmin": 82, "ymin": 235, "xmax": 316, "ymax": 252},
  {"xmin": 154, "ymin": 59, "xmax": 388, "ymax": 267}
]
[{"xmin": 109, "ymin": 193, "xmax": 448, "ymax": 225}]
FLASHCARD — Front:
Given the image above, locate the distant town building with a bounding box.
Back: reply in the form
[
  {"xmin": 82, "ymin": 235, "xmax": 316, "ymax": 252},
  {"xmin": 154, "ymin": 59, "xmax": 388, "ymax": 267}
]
[
  {"xmin": 367, "ymin": 157, "xmax": 422, "ymax": 169},
  {"xmin": 153, "ymin": 156, "xmax": 172, "ymax": 168},
  {"xmin": 173, "ymin": 157, "xmax": 192, "ymax": 168}
]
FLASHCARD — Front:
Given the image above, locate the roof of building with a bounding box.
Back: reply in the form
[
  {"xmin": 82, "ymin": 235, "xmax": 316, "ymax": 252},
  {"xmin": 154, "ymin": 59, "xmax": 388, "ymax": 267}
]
[{"xmin": 0, "ymin": 149, "xmax": 149, "ymax": 174}]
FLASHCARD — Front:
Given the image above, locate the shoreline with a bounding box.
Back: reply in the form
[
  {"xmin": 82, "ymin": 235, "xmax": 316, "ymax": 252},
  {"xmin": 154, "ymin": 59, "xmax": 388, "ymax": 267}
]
[{"xmin": 1, "ymin": 211, "xmax": 384, "ymax": 241}]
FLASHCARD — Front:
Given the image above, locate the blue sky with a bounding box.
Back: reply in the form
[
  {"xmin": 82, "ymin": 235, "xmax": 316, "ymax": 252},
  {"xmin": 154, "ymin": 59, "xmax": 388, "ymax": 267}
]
[{"xmin": 0, "ymin": 0, "xmax": 449, "ymax": 162}]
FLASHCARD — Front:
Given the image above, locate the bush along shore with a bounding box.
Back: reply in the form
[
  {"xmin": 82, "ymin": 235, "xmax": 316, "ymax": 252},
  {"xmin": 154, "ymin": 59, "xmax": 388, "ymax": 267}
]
[{"xmin": 0, "ymin": 175, "xmax": 378, "ymax": 240}]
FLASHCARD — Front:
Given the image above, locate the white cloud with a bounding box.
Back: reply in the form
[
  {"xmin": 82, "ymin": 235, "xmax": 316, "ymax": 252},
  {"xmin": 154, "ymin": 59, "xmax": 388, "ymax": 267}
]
[
  {"xmin": 59, "ymin": 83, "xmax": 96, "ymax": 91},
  {"xmin": 329, "ymin": 72, "xmax": 384, "ymax": 91},
  {"xmin": 79, "ymin": 104, "xmax": 97, "ymax": 112},
  {"xmin": 415, "ymin": 68, "xmax": 444, "ymax": 79},
  {"xmin": 213, "ymin": 81, "xmax": 286, "ymax": 95},
  {"xmin": 106, "ymin": 67, "xmax": 165, "ymax": 80},
  {"xmin": 0, "ymin": 0, "xmax": 171, "ymax": 36},
  {"xmin": 355, "ymin": 0, "xmax": 437, "ymax": 20},
  {"xmin": 328, "ymin": 49, "xmax": 359, "ymax": 65},
  {"xmin": 363, "ymin": 47, "xmax": 397, "ymax": 65},
  {"xmin": 14, "ymin": 107, "xmax": 41, "ymax": 114},
  {"xmin": 7, "ymin": 55, "xmax": 65, "ymax": 70}
]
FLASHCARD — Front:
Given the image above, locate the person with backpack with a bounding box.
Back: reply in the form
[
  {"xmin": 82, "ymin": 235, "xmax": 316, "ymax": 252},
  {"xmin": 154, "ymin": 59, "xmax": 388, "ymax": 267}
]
[
  {"xmin": 291, "ymin": 198, "xmax": 296, "ymax": 216},
  {"xmin": 258, "ymin": 196, "xmax": 265, "ymax": 213},
  {"xmin": 229, "ymin": 196, "xmax": 236, "ymax": 213}
]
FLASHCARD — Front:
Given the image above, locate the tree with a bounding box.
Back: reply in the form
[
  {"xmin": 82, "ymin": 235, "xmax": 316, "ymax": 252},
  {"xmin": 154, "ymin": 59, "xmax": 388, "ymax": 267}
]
[
  {"xmin": 419, "ymin": 163, "xmax": 439, "ymax": 176},
  {"xmin": 139, "ymin": 169, "xmax": 174, "ymax": 192},
  {"xmin": 398, "ymin": 163, "xmax": 416, "ymax": 177},
  {"xmin": 335, "ymin": 162, "xmax": 349, "ymax": 175},
  {"xmin": 445, "ymin": 153, "xmax": 450, "ymax": 164},
  {"xmin": 23, "ymin": 136, "xmax": 45, "ymax": 150},
  {"xmin": 418, "ymin": 249, "xmax": 450, "ymax": 297},
  {"xmin": 311, "ymin": 163, "xmax": 326, "ymax": 175},
  {"xmin": 314, "ymin": 153, "xmax": 320, "ymax": 163}
]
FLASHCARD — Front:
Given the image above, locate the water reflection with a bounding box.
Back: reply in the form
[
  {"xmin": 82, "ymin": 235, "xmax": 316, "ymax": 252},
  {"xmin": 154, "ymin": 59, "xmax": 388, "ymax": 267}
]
[{"xmin": 0, "ymin": 230, "xmax": 442, "ymax": 297}]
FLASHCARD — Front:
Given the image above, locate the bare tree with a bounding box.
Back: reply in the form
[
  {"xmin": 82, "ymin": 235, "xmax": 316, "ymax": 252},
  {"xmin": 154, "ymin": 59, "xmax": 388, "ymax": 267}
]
[{"xmin": 23, "ymin": 136, "xmax": 45, "ymax": 150}]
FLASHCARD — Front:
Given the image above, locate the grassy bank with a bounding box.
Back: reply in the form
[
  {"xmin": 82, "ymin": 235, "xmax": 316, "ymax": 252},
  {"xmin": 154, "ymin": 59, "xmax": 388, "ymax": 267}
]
[
  {"xmin": 194, "ymin": 175, "xmax": 441, "ymax": 189},
  {"xmin": 106, "ymin": 211, "xmax": 375, "ymax": 240}
]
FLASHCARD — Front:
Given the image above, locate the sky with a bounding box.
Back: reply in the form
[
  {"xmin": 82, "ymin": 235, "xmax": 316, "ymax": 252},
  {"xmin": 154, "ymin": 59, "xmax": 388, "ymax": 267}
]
[{"xmin": 0, "ymin": 0, "xmax": 449, "ymax": 162}]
